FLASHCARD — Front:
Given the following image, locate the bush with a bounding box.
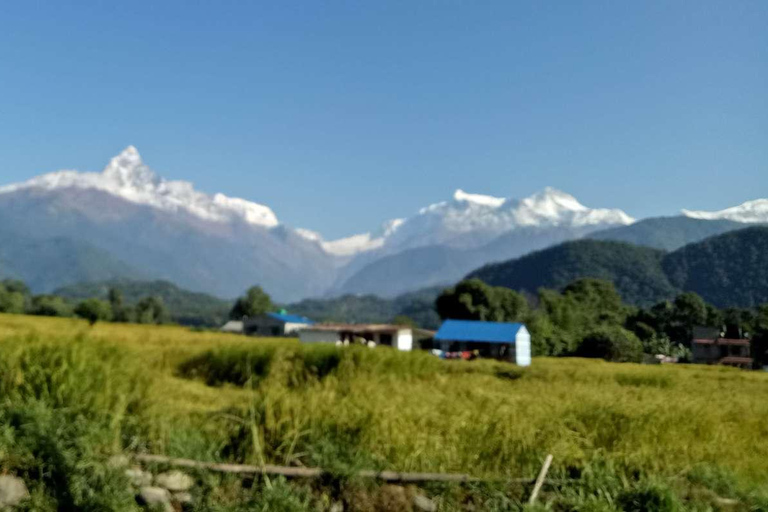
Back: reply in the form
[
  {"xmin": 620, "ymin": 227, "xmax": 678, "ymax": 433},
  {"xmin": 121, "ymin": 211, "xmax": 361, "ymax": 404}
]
[
  {"xmin": 74, "ymin": 299, "xmax": 113, "ymax": 325},
  {"xmin": 28, "ymin": 295, "xmax": 73, "ymax": 317},
  {"xmin": 576, "ymin": 326, "xmax": 643, "ymax": 363}
]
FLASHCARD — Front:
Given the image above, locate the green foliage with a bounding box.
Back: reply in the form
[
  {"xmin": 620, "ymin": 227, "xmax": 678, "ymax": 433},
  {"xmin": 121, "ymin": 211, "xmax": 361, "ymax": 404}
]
[
  {"xmin": 0, "ymin": 338, "xmax": 151, "ymax": 510},
  {"xmin": 391, "ymin": 315, "xmax": 417, "ymax": 327},
  {"xmin": 576, "ymin": 326, "xmax": 644, "ymax": 363},
  {"xmin": 28, "ymin": 295, "xmax": 73, "ymax": 317},
  {"xmin": 230, "ymin": 286, "xmax": 274, "ymax": 320},
  {"xmin": 74, "ymin": 298, "xmax": 113, "ymax": 325},
  {"xmin": 0, "ymin": 280, "xmax": 27, "ymax": 314},
  {"xmin": 135, "ymin": 296, "xmax": 170, "ymax": 324},
  {"xmin": 287, "ymin": 287, "xmax": 442, "ymax": 329},
  {"xmin": 55, "ymin": 279, "xmax": 231, "ymax": 326},
  {"xmin": 436, "ymin": 278, "xmax": 528, "ymax": 322}
]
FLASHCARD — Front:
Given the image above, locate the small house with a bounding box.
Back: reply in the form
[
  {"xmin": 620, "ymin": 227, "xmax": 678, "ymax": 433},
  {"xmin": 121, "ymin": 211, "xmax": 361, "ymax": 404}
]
[
  {"xmin": 243, "ymin": 312, "xmax": 315, "ymax": 337},
  {"xmin": 433, "ymin": 320, "xmax": 531, "ymax": 366},
  {"xmin": 691, "ymin": 326, "xmax": 752, "ymax": 369},
  {"xmin": 299, "ymin": 323, "xmax": 433, "ymax": 351}
]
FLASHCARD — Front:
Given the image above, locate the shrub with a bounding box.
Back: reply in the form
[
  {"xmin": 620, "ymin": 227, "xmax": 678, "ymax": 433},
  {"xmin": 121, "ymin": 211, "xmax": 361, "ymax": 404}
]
[
  {"xmin": 576, "ymin": 326, "xmax": 643, "ymax": 363},
  {"xmin": 74, "ymin": 298, "xmax": 113, "ymax": 325}
]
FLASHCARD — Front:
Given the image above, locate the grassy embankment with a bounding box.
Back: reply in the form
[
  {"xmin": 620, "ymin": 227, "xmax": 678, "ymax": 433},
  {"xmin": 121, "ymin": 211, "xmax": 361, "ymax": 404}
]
[{"xmin": 1, "ymin": 313, "xmax": 767, "ymax": 511}]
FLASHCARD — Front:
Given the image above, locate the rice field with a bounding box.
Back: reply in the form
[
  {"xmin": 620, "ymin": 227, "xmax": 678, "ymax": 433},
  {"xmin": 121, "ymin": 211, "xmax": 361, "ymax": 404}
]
[{"xmin": 1, "ymin": 313, "xmax": 767, "ymax": 511}]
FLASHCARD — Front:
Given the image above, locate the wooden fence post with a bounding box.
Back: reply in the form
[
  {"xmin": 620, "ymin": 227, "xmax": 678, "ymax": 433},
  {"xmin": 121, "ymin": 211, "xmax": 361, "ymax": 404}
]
[{"xmin": 528, "ymin": 454, "xmax": 553, "ymax": 505}]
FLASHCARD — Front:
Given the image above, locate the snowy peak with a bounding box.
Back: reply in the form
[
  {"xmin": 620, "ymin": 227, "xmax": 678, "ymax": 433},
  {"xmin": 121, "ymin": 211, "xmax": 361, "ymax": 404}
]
[
  {"xmin": 682, "ymin": 198, "xmax": 768, "ymax": 223},
  {"xmin": 327, "ymin": 187, "xmax": 635, "ymax": 257},
  {"xmin": 453, "ymin": 189, "xmax": 506, "ymax": 207},
  {"xmin": 101, "ymin": 146, "xmax": 159, "ymax": 189},
  {"xmin": 0, "ymin": 147, "xmax": 279, "ymax": 228}
]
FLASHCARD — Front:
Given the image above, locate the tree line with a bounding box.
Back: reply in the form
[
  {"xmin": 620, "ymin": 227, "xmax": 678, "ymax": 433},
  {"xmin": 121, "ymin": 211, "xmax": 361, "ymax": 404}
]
[
  {"xmin": 0, "ymin": 280, "xmax": 170, "ymax": 325},
  {"xmin": 437, "ymin": 278, "xmax": 768, "ymax": 366}
]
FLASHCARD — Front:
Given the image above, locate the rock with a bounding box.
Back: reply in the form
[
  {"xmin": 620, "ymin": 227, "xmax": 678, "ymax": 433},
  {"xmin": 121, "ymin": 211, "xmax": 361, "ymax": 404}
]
[
  {"xmin": 137, "ymin": 486, "xmax": 173, "ymax": 512},
  {"xmin": 173, "ymin": 491, "xmax": 193, "ymax": 505},
  {"xmin": 413, "ymin": 494, "xmax": 437, "ymax": 512},
  {"xmin": 329, "ymin": 502, "xmax": 344, "ymax": 512},
  {"xmin": 154, "ymin": 470, "xmax": 194, "ymax": 492},
  {"xmin": 0, "ymin": 476, "xmax": 29, "ymax": 507},
  {"xmin": 125, "ymin": 467, "xmax": 153, "ymax": 487},
  {"xmin": 107, "ymin": 454, "xmax": 130, "ymax": 469}
]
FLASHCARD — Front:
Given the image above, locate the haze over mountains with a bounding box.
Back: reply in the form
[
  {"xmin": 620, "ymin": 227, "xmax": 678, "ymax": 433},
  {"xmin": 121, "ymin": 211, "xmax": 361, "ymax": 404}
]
[{"xmin": 1, "ymin": 147, "xmax": 766, "ymax": 301}]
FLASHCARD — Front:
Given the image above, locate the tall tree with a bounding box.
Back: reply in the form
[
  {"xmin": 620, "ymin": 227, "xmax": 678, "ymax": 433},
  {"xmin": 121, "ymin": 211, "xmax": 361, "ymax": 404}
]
[
  {"xmin": 230, "ymin": 286, "xmax": 274, "ymax": 320},
  {"xmin": 436, "ymin": 279, "xmax": 528, "ymax": 322}
]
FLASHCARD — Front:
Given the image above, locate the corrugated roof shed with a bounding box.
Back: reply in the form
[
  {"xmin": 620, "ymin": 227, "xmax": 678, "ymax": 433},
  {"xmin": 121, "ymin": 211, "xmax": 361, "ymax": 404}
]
[
  {"xmin": 267, "ymin": 312, "xmax": 315, "ymax": 324},
  {"xmin": 434, "ymin": 319, "xmax": 524, "ymax": 344}
]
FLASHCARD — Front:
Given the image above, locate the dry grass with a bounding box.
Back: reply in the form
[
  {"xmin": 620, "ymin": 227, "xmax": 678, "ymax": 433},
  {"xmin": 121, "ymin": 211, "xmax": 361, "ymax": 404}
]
[{"xmin": 2, "ymin": 313, "xmax": 768, "ymax": 510}]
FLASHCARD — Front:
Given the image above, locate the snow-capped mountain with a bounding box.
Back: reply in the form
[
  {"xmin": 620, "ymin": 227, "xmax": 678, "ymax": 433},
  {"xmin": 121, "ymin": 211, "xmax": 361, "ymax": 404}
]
[
  {"xmin": 0, "ymin": 146, "xmax": 279, "ymax": 228},
  {"xmin": 1, "ymin": 145, "xmax": 760, "ymax": 301},
  {"xmin": 682, "ymin": 199, "xmax": 768, "ymax": 224},
  {"xmin": 322, "ymin": 186, "xmax": 634, "ymax": 259},
  {"xmin": 0, "ymin": 147, "xmax": 336, "ymax": 301}
]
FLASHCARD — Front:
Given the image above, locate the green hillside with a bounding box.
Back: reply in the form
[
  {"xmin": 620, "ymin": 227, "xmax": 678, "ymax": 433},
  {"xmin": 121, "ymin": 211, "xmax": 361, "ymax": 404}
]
[
  {"xmin": 54, "ymin": 279, "xmax": 232, "ymax": 326},
  {"xmin": 0, "ymin": 231, "xmax": 145, "ymax": 292},
  {"xmin": 468, "ymin": 227, "xmax": 768, "ymax": 309},
  {"xmin": 469, "ymin": 240, "xmax": 677, "ymax": 306},
  {"xmin": 662, "ymin": 226, "xmax": 768, "ymax": 307}
]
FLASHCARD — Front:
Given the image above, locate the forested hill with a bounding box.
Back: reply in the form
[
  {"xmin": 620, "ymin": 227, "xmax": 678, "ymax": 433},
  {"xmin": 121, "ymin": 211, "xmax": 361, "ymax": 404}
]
[
  {"xmin": 469, "ymin": 240, "xmax": 675, "ymax": 306},
  {"xmin": 663, "ymin": 226, "xmax": 768, "ymax": 308},
  {"xmin": 54, "ymin": 279, "xmax": 232, "ymax": 326},
  {"xmin": 469, "ymin": 227, "xmax": 768, "ymax": 308}
]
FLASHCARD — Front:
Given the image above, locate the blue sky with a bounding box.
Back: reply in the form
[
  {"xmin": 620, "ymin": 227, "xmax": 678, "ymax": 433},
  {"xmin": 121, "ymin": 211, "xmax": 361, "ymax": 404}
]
[{"xmin": 1, "ymin": 1, "xmax": 765, "ymax": 239}]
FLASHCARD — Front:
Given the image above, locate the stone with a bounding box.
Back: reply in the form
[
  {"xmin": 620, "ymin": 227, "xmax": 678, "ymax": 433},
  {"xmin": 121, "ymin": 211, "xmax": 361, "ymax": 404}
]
[
  {"xmin": 0, "ymin": 476, "xmax": 29, "ymax": 508},
  {"xmin": 329, "ymin": 502, "xmax": 344, "ymax": 512},
  {"xmin": 154, "ymin": 470, "xmax": 194, "ymax": 492},
  {"xmin": 173, "ymin": 491, "xmax": 193, "ymax": 505},
  {"xmin": 137, "ymin": 486, "xmax": 173, "ymax": 512},
  {"xmin": 413, "ymin": 494, "xmax": 437, "ymax": 512},
  {"xmin": 125, "ymin": 467, "xmax": 153, "ymax": 487}
]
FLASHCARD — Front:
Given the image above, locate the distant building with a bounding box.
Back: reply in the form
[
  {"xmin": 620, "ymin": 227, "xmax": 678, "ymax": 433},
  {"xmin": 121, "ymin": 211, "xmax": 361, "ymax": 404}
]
[
  {"xmin": 299, "ymin": 324, "xmax": 434, "ymax": 351},
  {"xmin": 691, "ymin": 326, "xmax": 753, "ymax": 369},
  {"xmin": 220, "ymin": 320, "xmax": 244, "ymax": 334},
  {"xmin": 243, "ymin": 312, "xmax": 315, "ymax": 337},
  {"xmin": 433, "ymin": 320, "xmax": 531, "ymax": 366}
]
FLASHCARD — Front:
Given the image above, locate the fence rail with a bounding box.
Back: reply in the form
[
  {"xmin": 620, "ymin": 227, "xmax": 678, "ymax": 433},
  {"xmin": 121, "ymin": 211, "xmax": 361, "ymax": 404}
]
[{"xmin": 133, "ymin": 453, "xmax": 562, "ymax": 486}]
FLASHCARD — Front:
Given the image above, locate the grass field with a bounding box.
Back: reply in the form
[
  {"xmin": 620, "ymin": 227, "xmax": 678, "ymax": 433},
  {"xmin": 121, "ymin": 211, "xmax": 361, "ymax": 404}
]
[{"xmin": 1, "ymin": 313, "xmax": 768, "ymax": 511}]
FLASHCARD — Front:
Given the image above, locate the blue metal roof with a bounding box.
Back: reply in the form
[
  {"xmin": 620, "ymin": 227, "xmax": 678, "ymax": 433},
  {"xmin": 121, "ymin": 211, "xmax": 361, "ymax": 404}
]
[
  {"xmin": 434, "ymin": 320, "xmax": 524, "ymax": 344},
  {"xmin": 267, "ymin": 312, "xmax": 315, "ymax": 324}
]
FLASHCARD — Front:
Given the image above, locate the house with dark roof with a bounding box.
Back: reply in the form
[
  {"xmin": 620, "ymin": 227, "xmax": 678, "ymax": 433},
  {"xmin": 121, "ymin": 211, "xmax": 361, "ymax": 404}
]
[
  {"xmin": 691, "ymin": 326, "xmax": 753, "ymax": 369},
  {"xmin": 434, "ymin": 320, "xmax": 531, "ymax": 366},
  {"xmin": 243, "ymin": 311, "xmax": 315, "ymax": 337}
]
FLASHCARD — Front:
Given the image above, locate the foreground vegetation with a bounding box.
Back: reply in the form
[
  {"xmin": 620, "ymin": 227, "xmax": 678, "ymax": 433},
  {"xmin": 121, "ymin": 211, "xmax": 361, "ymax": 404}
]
[{"xmin": 1, "ymin": 314, "xmax": 768, "ymax": 510}]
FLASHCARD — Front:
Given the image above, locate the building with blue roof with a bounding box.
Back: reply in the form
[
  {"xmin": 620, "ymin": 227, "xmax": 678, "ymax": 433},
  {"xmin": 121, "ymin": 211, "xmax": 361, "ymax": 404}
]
[
  {"xmin": 434, "ymin": 319, "xmax": 531, "ymax": 366},
  {"xmin": 241, "ymin": 310, "xmax": 315, "ymax": 337}
]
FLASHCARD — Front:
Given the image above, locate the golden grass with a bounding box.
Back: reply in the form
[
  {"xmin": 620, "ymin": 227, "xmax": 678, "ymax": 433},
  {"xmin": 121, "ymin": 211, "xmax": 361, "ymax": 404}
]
[{"xmin": 2, "ymin": 312, "xmax": 768, "ymax": 488}]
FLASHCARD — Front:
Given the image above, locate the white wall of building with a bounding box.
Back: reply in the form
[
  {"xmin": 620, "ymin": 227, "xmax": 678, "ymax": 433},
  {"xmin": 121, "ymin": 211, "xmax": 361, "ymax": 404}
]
[
  {"xmin": 514, "ymin": 326, "xmax": 531, "ymax": 367},
  {"xmin": 299, "ymin": 330, "xmax": 340, "ymax": 344},
  {"xmin": 284, "ymin": 322, "xmax": 311, "ymax": 335},
  {"xmin": 396, "ymin": 330, "xmax": 413, "ymax": 351}
]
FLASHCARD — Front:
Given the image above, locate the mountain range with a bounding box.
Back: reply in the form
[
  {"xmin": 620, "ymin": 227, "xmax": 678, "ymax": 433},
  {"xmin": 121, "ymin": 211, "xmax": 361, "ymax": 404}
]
[{"xmin": 1, "ymin": 146, "xmax": 766, "ymax": 301}]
